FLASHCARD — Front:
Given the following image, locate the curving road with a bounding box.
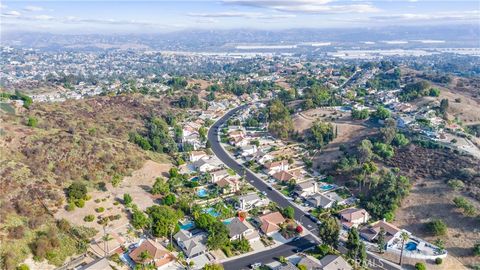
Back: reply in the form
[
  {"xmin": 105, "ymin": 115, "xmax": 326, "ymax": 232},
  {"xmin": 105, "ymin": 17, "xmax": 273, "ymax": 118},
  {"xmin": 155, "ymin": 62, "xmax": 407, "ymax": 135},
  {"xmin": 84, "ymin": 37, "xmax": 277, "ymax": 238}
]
[
  {"xmin": 208, "ymin": 105, "xmax": 319, "ymax": 232},
  {"xmin": 208, "ymin": 104, "xmax": 401, "ymax": 270}
]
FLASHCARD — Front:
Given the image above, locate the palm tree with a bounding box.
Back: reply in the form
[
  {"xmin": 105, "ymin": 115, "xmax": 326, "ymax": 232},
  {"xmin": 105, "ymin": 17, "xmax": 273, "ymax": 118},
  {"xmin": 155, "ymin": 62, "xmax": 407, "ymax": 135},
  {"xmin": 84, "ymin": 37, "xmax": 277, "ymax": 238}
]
[
  {"xmin": 399, "ymin": 231, "xmax": 410, "ymax": 266},
  {"xmin": 139, "ymin": 250, "xmax": 152, "ymax": 269}
]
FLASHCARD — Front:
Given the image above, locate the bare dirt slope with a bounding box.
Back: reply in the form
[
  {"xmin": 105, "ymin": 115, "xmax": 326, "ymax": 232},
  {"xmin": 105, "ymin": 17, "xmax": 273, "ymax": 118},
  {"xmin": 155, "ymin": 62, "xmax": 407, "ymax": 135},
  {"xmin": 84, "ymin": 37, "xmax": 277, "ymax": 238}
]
[{"xmin": 386, "ymin": 145, "xmax": 480, "ymax": 267}]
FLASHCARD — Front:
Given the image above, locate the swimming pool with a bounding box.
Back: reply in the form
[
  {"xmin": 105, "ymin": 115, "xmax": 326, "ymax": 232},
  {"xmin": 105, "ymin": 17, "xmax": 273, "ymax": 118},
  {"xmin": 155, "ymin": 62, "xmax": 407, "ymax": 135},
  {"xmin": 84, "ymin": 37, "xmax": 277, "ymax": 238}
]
[
  {"xmin": 222, "ymin": 218, "xmax": 233, "ymax": 225},
  {"xmin": 202, "ymin": 207, "xmax": 220, "ymax": 217},
  {"xmin": 180, "ymin": 221, "xmax": 195, "ymax": 230},
  {"xmin": 197, "ymin": 188, "xmax": 209, "ymax": 197},
  {"xmin": 320, "ymin": 184, "xmax": 335, "ymax": 191},
  {"xmin": 405, "ymin": 241, "xmax": 418, "ymax": 251}
]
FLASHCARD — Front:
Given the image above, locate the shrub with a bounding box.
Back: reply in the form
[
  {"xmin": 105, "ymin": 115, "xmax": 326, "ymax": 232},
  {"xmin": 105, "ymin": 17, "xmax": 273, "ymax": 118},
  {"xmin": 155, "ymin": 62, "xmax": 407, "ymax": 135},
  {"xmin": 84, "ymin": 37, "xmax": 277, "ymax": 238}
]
[
  {"xmin": 84, "ymin": 215, "xmax": 95, "ymax": 222},
  {"xmin": 8, "ymin": 225, "xmax": 25, "ymax": 239},
  {"xmin": 448, "ymin": 179, "xmax": 465, "ymax": 191},
  {"xmin": 123, "ymin": 193, "xmax": 133, "ymax": 205},
  {"xmin": 373, "ymin": 142, "xmax": 394, "ymax": 158},
  {"xmin": 426, "ymin": 219, "xmax": 447, "ymax": 236},
  {"xmin": 415, "ymin": 262, "xmax": 426, "ymax": 270},
  {"xmin": 453, "ymin": 196, "xmax": 477, "ymax": 216},
  {"xmin": 435, "ymin": 257, "xmax": 443, "ymax": 265},
  {"xmin": 67, "ymin": 182, "xmax": 87, "ymax": 201},
  {"xmin": 66, "ymin": 202, "xmax": 76, "ymax": 211},
  {"xmin": 95, "ymin": 207, "xmax": 105, "ymax": 213},
  {"xmin": 16, "ymin": 264, "xmax": 30, "ymax": 270},
  {"xmin": 112, "ymin": 174, "xmax": 122, "ymax": 187},
  {"xmin": 75, "ymin": 199, "xmax": 85, "ymax": 208},
  {"xmin": 163, "ymin": 193, "xmax": 176, "ymax": 206},
  {"xmin": 393, "ymin": 133, "xmax": 409, "ymax": 146},
  {"xmin": 474, "ymin": 242, "xmax": 480, "ymax": 256},
  {"xmin": 26, "ymin": 116, "xmax": 38, "ymax": 127}
]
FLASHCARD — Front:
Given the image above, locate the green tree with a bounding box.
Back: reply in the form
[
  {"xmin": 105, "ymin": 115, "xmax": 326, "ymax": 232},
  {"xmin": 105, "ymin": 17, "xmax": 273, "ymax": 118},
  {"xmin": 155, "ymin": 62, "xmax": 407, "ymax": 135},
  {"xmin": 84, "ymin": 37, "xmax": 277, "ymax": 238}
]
[
  {"xmin": 268, "ymin": 99, "xmax": 293, "ymax": 139},
  {"xmin": 429, "ymin": 88, "xmax": 440, "ymax": 97},
  {"xmin": 439, "ymin": 98, "xmax": 449, "ymax": 115},
  {"xmin": 282, "ymin": 206, "xmax": 295, "ymax": 219},
  {"xmin": 346, "ymin": 228, "xmax": 361, "ymax": 260},
  {"xmin": 306, "ymin": 121, "xmax": 335, "ymax": 148},
  {"xmin": 359, "ymin": 242, "xmax": 367, "ymax": 267},
  {"xmin": 373, "ymin": 142, "xmax": 395, "ymax": 158},
  {"xmin": 151, "ymin": 177, "xmax": 170, "ymax": 195},
  {"xmin": 377, "ymin": 227, "xmax": 386, "ymax": 254},
  {"xmin": 393, "ymin": 133, "xmax": 409, "ymax": 147},
  {"xmin": 375, "ymin": 106, "xmax": 391, "ymax": 120},
  {"xmin": 380, "ymin": 118, "xmax": 397, "ymax": 144},
  {"xmin": 163, "ymin": 193, "xmax": 176, "ymax": 206},
  {"xmin": 399, "ymin": 232, "xmax": 410, "ymax": 266},
  {"xmin": 67, "ymin": 182, "xmax": 87, "ymax": 201},
  {"xmin": 199, "ymin": 126, "xmax": 207, "ymax": 142},
  {"xmin": 362, "ymin": 170, "xmax": 410, "ymax": 220},
  {"xmin": 351, "ymin": 108, "xmax": 369, "ymax": 120},
  {"xmin": 131, "ymin": 207, "xmax": 150, "ymax": 230},
  {"xmin": 232, "ymin": 238, "xmax": 251, "ymax": 253},
  {"xmin": 169, "ymin": 167, "xmax": 179, "ymax": 178},
  {"xmin": 146, "ymin": 205, "xmax": 183, "ymax": 237},
  {"xmin": 206, "ymin": 222, "xmax": 229, "ymax": 250},
  {"xmin": 357, "ymin": 139, "xmax": 373, "ymax": 163},
  {"xmin": 318, "ymin": 216, "xmax": 340, "ymax": 248},
  {"xmin": 139, "ymin": 250, "xmax": 152, "ymax": 266}
]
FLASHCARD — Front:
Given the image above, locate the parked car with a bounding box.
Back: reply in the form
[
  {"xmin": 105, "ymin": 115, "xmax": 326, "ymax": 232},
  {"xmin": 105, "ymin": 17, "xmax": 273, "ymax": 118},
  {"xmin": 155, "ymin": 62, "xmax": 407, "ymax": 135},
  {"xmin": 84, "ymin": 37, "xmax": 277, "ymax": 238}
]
[{"xmin": 250, "ymin": 263, "xmax": 262, "ymax": 269}]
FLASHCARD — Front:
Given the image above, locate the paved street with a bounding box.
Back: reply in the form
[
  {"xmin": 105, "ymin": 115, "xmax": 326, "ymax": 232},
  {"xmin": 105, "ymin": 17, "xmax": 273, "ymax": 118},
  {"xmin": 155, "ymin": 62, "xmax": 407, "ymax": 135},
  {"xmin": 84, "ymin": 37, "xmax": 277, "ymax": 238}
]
[
  {"xmin": 222, "ymin": 235, "xmax": 317, "ymax": 270},
  {"xmin": 208, "ymin": 104, "xmax": 401, "ymax": 270}
]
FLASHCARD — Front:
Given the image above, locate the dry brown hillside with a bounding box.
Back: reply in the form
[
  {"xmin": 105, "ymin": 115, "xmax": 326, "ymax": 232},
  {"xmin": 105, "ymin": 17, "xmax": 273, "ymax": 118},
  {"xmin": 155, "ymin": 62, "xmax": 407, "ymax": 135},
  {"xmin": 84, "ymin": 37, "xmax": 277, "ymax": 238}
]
[{"xmin": 0, "ymin": 94, "xmax": 175, "ymax": 268}]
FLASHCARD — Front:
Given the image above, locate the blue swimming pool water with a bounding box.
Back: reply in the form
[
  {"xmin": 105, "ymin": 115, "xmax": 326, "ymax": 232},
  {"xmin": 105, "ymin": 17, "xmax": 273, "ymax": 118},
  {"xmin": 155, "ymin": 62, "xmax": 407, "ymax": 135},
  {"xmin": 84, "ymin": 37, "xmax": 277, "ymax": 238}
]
[
  {"xmin": 321, "ymin": 184, "xmax": 335, "ymax": 191},
  {"xmin": 197, "ymin": 189, "xmax": 209, "ymax": 197},
  {"xmin": 405, "ymin": 241, "xmax": 418, "ymax": 251},
  {"xmin": 180, "ymin": 221, "xmax": 195, "ymax": 230},
  {"xmin": 222, "ymin": 218, "xmax": 233, "ymax": 225},
  {"xmin": 202, "ymin": 207, "xmax": 220, "ymax": 217}
]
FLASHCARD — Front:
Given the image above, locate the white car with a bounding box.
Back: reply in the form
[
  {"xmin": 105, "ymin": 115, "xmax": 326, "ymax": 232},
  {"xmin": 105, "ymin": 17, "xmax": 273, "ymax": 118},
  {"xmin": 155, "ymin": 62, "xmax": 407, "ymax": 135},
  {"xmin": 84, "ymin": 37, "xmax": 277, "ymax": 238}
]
[{"xmin": 250, "ymin": 263, "xmax": 262, "ymax": 269}]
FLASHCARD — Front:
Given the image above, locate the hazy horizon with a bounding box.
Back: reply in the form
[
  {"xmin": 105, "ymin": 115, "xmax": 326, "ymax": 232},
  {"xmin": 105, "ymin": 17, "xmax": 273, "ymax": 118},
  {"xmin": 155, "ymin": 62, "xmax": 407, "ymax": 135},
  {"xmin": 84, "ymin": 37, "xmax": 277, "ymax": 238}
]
[{"xmin": 1, "ymin": 0, "xmax": 479, "ymax": 34}]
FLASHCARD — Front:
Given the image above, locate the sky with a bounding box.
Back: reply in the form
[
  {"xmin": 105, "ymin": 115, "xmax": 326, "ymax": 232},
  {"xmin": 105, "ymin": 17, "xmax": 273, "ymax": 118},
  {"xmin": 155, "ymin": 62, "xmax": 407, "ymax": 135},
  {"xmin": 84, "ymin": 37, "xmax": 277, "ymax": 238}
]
[{"xmin": 0, "ymin": 0, "xmax": 479, "ymax": 33}]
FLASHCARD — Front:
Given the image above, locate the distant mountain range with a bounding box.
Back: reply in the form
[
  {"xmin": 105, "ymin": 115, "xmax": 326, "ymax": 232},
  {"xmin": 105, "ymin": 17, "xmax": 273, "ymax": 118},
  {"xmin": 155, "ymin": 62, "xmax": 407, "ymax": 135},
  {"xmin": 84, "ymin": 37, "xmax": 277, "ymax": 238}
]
[{"xmin": 2, "ymin": 24, "xmax": 479, "ymax": 51}]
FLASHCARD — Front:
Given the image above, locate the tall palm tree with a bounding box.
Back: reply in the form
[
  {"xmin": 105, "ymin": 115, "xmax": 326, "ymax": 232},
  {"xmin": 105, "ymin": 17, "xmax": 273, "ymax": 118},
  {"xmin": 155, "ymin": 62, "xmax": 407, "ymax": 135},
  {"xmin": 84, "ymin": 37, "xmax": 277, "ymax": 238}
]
[{"xmin": 399, "ymin": 231, "xmax": 410, "ymax": 266}]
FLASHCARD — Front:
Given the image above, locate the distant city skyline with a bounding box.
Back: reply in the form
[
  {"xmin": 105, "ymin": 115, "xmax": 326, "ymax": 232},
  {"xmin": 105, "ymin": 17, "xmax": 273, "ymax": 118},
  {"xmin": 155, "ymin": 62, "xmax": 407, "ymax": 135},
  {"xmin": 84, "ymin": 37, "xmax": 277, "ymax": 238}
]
[{"xmin": 1, "ymin": 0, "xmax": 479, "ymax": 34}]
